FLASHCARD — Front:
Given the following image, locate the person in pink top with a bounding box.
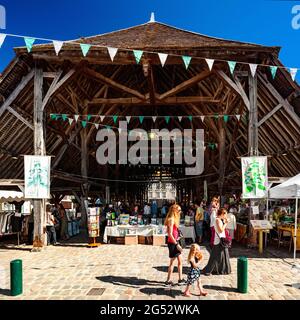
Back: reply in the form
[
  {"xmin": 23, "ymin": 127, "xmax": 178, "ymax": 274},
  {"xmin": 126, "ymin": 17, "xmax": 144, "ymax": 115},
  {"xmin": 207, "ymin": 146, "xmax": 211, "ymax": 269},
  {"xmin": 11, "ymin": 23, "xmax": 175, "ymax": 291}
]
[{"xmin": 164, "ymin": 204, "xmax": 186, "ymax": 286}]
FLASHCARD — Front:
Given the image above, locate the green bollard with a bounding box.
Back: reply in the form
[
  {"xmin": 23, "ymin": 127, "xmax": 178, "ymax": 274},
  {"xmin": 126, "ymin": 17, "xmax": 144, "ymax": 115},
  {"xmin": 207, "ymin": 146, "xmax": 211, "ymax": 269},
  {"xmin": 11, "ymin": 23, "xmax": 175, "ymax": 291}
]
[
  {"xmin": 10, "ymin": 259, "xmax": 23, "ymax": 296},
  {"xmin": 237, "ymin": 256, "xmax": 248, "ymax": 294}
]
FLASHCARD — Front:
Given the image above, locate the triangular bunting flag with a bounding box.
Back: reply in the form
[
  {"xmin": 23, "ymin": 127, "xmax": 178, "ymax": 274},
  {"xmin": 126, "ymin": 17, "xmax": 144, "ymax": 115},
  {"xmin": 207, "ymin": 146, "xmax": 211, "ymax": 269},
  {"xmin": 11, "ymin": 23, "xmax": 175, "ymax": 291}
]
[
  {"xmin": 74, "ymin": 115, "xmax": 79, "ymax": 122},
  {"xmin": 158, "ymin": 53, "xmax": 168, "ymax": 67},
  {"xmin": 68, "ymin": 118, "xmax": 74, "ymax": 126},
  {"xmin": 188, "ymin": 116, "xmax": 193, "ymax": 122},
  {"xmin": 107, "ymin": 47, "xmax": 118, "ymax": 62},
  {"xmin": 126, "ymin": 116, "xmax": 131, "ymax": 123},
  {"xmin": 87, "ymin": 114, "xmax": 92, "ymax": 121},
  {"xmin": 113, "ymin": 115, "xmax": 118, "ymax": 124},
  {"xmin": 178, "ymin": 116, "xmax": 182, "ymax": 122},
  {"xmin": 53, "ymin": 41, "xmax": 64, "ymax": 55},
  {"xmin": 99, "ymin": 116, "xmax": 105, "ymax": 122},
  {"xmin": 165, "ymin": 116, "xmax": 170, "ymax": 124},
  {"xmin": 139, "ymin": 116, "xmax": 144, "ymax": 124},
  {"xmin": 94, "ymin": 123, "xmax": 99, "ymax": 130},
  {"xmin": 270, "ymin": 66, "xmax": 278, "ymax": 79},
  {"xmin": 62, "ymin": 114, "xmax": 68, "ymax": 121},
  {"xmin": 50, "ymin": 114, "xmax": 57, "ymax": 120},
  {"xmin": 228, "ymin": 61, "xmax": 236, "ymax": 75},
  {"xmin": 105, "ymin": 125, "xmax": 111, "ymax": 130},
  {"xmin": 133, "ymin": 50, "xmax": 143, "ymax": 64},
  {"xmin": 223, "ymin": 115, "xmax": 229, "ymax": 123},
  {"xmin": 0, "ymin": 34, "xmax": 6, "ymax": 48},
  {"xmin": 214, "ymin": 114, "xmax": 219, "ymax": 120},
  {"xmin": 206, "ymin": 59, "xmax": 214, "ymax": 71},
  {"xmin": 200, "ymin": 116, "xmax": 205, "ymax": 122},
  {"xmin": 290, "ymin": 68, "xmax": 298, "ymax": 81},
  {"xmin": 152, "ymin": 116, "xmax": 157, "ymax": 123},
  {"xmin": 249, "ymin": 64, "xmax": 258, "ymax": 77},
  {"xmin": 182, "ymin": 56, "xmax": 191, "ymax": 69},
  {"xmin": 80, "ymin": 44, "xmax": 91, "ymax": 57},
  {"xmin": 81, "ymin": 121, "xmax": 87, "ymax": 128},
  {"xmin": 24, "ymin": 37, "xmax": 35, "ymax": 53},
  {"xmin": 236, "ymin": 115, "xmax": 241, "ymax": 121}
]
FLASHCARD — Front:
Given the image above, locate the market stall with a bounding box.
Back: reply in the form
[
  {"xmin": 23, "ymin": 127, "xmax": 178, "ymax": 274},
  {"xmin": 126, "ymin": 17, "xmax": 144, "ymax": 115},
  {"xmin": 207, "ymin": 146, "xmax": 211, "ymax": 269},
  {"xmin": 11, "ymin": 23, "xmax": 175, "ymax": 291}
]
[{"xmin": 269, "ymin": 173, "xmax": 300, "ymax": 262}]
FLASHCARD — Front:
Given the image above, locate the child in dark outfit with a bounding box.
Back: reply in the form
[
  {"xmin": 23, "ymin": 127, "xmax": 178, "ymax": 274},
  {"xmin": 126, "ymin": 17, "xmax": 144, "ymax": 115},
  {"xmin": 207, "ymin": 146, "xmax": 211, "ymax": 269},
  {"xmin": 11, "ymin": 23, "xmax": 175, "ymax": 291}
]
[{"xmin": 183, "ymin": 244, "xmax": 208, "ymax": 297}]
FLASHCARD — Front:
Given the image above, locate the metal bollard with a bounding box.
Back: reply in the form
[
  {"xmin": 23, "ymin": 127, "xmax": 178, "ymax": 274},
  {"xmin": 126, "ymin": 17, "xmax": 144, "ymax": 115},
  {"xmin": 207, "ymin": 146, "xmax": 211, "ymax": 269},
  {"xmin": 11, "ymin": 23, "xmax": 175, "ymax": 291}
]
[
  {"xmin": 237, "ymin": 256, "xmax": 248, "ymax": 293},
  {"xmin": 10, "ymin": 259, "xmax": 23, "ymax": 296}
]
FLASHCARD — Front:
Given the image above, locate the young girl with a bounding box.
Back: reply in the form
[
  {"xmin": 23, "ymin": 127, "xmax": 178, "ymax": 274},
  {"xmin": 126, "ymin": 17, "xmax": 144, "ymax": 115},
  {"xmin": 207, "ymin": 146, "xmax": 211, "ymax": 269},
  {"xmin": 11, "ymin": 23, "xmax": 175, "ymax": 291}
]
[{"xmin": 183, "ymin": 244, "xmax": 208, "ymax": 297}]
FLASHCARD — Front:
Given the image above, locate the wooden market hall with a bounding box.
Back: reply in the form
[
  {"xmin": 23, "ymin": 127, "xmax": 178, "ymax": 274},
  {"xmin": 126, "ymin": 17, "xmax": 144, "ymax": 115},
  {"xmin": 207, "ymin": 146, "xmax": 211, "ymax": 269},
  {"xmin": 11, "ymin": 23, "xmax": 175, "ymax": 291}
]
[{"xmin": 0, "ymin": 17, "xmax": 300, "ymax": 248}]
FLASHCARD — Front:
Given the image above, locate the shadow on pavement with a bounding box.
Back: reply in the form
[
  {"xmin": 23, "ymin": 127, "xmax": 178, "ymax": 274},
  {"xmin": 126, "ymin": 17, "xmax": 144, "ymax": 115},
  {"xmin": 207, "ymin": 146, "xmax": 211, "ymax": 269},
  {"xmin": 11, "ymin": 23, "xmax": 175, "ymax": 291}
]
[
  {"xmin": 153, "ymin": 266, "xmax": 189, "ymax": 274},
  {"xmin": 0, "ymin": 289, "xmax": 11, "ymax": 296},
  {"xmin": 140, "ymin": 287, "xmax": 182, "ymax": 297},
  {"xmin": 96, "ymin": 276, "xmax": 165, "ymax": 289},
  {"xmin": 203, "ymin": 285, "xmax": 238, "ymax": 293}
]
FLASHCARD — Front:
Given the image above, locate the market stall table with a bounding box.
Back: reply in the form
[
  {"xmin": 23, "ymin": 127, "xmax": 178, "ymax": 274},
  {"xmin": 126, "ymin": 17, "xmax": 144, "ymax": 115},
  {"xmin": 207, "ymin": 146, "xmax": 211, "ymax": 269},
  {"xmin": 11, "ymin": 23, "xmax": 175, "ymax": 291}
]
[
  {"xmin": 103, "ymin": 225, "xmax": 165, "ymax": 244},
  {"xmin": 277, "ymin": 225, "xmax": 300, "ymax": 252},
  {"xmin": 179, "ymin": 225, "xmax": 196, "ymax": 242}
]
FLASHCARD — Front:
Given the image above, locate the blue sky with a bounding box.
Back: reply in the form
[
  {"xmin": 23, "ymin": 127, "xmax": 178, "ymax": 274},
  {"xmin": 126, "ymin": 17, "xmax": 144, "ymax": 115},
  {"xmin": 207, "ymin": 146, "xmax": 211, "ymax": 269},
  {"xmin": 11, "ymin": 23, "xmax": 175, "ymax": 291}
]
[{"xmin": 0, "ymin": 0, "xmax": 299, "ymax": 79}]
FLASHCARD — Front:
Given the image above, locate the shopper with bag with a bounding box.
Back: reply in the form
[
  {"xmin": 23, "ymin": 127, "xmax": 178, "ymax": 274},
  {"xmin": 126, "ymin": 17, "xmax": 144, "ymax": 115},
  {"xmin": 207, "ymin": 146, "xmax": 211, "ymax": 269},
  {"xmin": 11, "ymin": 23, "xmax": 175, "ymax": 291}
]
[
  {"xmin": 202, "ymin": 208, "xmax": 232, "ymax": 275},
  {"xmin": 164, "ymin": 204, "xmax": 186, "ymax": 286}
]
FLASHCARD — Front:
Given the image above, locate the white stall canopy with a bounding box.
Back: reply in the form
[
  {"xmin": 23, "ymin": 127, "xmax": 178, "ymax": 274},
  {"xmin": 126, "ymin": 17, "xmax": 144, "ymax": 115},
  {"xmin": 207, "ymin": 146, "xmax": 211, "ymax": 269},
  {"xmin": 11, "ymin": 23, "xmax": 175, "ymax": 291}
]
[
  {"xmin": 0, "ymin": 190, "xmax": 25, "ymax": 202},
  {"xmin": 269, "ymin": 173, "xmax": 300, "ymax": 199}
]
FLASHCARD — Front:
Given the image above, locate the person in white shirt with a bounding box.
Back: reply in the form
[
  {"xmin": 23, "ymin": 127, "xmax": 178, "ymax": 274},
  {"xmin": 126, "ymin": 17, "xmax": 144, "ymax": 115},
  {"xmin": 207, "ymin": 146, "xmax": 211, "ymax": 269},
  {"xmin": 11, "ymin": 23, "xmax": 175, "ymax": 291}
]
[{"xmin": 227, "ymin": 208, "xmax": 237, "ymax": 240}]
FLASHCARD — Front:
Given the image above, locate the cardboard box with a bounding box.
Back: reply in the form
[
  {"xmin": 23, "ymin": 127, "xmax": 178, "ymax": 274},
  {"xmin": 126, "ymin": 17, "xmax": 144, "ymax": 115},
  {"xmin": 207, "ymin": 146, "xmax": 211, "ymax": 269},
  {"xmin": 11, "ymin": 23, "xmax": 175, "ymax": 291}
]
[
  {"xmin": 152, "ymin": 235, "xmax": 166, "ymax": 246},
  {"xmin": 125, "ymin": 235, "xmax": 138, "ymax": 245}
]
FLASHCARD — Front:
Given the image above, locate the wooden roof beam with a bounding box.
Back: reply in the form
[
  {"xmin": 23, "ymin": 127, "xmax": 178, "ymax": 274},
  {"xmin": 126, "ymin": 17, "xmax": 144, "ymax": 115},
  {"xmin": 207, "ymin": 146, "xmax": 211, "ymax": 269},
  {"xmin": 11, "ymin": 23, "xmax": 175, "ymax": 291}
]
[
  {"xmin": 216, "ymin": 70, "xmax": 250, "ymax": 110},
  {"xmin": 159, "ymin": 70, "xmax": 211, "ymax": 100},
  {"xmin": 0, "ymin": 69, "xmax": 34, "ymax": 117},
  {"xmin": 89, "ymin": 96, "xmax": 219, "ymax": 105},
  {"xmin": 84, "ymin": 67, "xmax": 146, "ymax": 100},
  {"xmin": 258, "ymin": 73, "xmax": 300, "ymax": 128}
]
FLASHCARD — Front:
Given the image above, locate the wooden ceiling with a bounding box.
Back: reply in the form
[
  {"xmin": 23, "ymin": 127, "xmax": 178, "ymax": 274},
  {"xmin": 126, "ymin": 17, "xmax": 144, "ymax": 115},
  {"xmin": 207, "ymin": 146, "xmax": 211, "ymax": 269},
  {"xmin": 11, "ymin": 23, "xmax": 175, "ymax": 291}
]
[{"xmin": 0, "ymin": 21, "xmax": 299, "ymax": 196}]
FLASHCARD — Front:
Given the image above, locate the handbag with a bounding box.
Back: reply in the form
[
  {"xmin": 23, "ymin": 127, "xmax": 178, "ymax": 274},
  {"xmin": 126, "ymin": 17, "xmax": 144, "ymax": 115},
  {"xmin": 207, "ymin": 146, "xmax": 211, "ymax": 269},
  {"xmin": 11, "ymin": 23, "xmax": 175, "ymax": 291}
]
[
  {"xmin": 216, "ymin": 230, "xmax": 232, "ymax": 248},
  {"xmin": 177, "ymin": 229, "xmax": 186, "ymax": 249}
]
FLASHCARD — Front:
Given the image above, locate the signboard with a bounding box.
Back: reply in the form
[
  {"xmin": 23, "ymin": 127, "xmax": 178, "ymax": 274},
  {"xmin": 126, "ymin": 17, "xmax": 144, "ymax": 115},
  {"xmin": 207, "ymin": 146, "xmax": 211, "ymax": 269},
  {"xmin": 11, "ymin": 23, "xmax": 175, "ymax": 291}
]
[
  {"xmin": 87, "ymin": 207, "xmax": 100, "ymax": 238},
  {"xmin": 250, "ymin": 220, "xmax": 273, "ymax": 230},
  {"xmin": 24, "ymin": 156, "xmax": 51, "ymax": 199},
  {"xmin": 252, "ymin": 206, "xmax": 259, "ymax": 216},
  {"xmin": 241, "ymin": 157, "xmax": 268, "ymax": 199}
]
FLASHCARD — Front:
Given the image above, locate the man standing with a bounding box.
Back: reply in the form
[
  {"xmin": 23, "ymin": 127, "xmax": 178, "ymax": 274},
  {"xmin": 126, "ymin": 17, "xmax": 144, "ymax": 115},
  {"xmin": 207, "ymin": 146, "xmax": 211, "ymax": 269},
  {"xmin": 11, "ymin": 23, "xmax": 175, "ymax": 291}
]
[{"xmin": 46, "ymin": 205, "xmax": 57, "ymax": 245}]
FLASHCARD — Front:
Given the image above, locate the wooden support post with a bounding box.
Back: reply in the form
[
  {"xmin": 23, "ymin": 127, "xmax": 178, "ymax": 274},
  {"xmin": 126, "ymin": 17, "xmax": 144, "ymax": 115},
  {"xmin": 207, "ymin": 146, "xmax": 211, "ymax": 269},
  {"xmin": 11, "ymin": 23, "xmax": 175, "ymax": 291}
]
[
  {"xmin": 248, "ymin": 73, "xmax": 258, "ymax": 240},
  {"xmin": 248, "ymin": 73, "xmax": 258, "ymax": 156},
  {"xmin": 32, "ymin": 68, "xmax": 46, "ymax": 251},
  {"xmin": 80, "ymin": 128, "xmax": 89, "ymax": 225},
  {"xmin": 218, "ymin": 117, "xmax": 226, "ymax": 196}
]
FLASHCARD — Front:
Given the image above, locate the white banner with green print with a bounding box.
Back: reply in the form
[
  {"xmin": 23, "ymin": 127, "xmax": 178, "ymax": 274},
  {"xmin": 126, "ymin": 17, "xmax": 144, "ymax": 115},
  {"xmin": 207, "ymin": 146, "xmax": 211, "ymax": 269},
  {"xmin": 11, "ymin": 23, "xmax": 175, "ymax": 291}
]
[
  {"xmin": 241, "ymin": 156, "xmax": 268, "ymax": 199},
  {"xmin": 24, "ymin": 155, "xmax": 51, "ymax": 199}
]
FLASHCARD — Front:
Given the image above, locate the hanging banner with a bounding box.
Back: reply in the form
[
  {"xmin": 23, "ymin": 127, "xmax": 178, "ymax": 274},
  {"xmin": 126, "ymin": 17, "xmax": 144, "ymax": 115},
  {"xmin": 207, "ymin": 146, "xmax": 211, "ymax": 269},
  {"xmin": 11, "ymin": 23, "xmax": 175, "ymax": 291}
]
[
  {"xmin": 158, "ymin": 53, "xmax": 168, "ymax": 67},
  {"xmin": 205, "ymin": 59, "xmax": 214, "ymax": 71},
  {"xmin": 24, "ymin": 156, "xmax": 51, "ymax": 199},
  {"xmin": 53, "ymin": 41, "xmax": 64, "ymax": 55},
  {"xmin": 0, "ymin": 33, "xmax": 6, "ymax": 48},
  {"xmin": 80, "ymin": 43, "xmax": 91, "ymax": 57},
  {"xmin": 241, "ymin": 156, "xmax": 268, "ymax": 199},
  {"xmin": 133, "ymin": 50, "xmax": 143, "ymax": 64},
  {"xmin": 249, "ymin": 63, "xmax": 258, "ymax": 77},
  {"xmin": 107, "ymin": 47, "xmax": 118, "ymax": 61},
  {"xmin": 182, "ymin": 56, "xmax": 191, "ymax": 69}
]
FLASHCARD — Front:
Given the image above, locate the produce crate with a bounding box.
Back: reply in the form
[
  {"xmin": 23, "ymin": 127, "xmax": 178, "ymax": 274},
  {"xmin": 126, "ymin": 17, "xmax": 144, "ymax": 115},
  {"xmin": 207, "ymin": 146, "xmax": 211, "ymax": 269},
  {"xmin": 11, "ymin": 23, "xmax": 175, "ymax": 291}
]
[
  {"xmin": 125, "ymin": 235, "xmax": 138, "ymax": 245},
  {"xmin": 152, "ymin": 235, "xmax": 166, "ymax": 246}
]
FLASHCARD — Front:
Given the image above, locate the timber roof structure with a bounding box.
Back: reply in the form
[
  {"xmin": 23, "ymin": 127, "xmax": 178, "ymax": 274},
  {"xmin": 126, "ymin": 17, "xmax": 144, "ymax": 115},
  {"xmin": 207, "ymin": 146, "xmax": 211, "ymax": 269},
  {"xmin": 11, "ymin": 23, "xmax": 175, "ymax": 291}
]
[{"xmin": 0, "ymin": 20, "xmax": 299, "ymax": 199}]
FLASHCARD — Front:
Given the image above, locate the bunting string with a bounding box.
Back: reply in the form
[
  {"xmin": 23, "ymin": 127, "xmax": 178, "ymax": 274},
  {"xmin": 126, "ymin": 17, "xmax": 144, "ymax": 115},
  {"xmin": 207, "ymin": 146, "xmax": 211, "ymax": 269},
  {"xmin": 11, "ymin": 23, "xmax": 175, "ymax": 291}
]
[{"xmin": 0, "ymin": 32, "xmax": 298, "ymax": 80}]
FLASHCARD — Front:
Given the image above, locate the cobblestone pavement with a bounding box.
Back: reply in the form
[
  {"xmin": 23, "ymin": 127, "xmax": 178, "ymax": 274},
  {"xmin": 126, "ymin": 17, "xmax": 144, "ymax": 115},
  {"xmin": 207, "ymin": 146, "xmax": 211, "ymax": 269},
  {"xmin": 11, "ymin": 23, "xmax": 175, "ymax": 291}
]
[{"xmin": 0, "ymin": 236, "xmax": 300, "ymax": 300}]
